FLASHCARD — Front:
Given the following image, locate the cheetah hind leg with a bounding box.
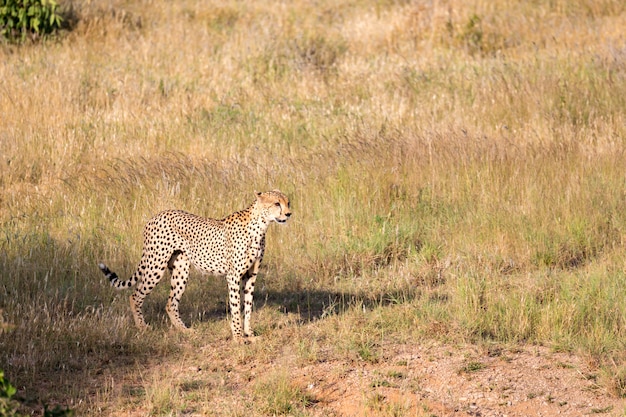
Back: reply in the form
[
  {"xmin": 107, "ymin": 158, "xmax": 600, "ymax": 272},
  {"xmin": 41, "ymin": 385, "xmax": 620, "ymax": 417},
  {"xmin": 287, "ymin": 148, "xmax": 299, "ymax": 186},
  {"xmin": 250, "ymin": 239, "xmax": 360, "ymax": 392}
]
[
  {"xmin": 166, "ymin": 250, "xmax": 191, "ymax": 330},
  {"xmin": 129, "ymin": 292, "xmax": 149, "ymax": 330}
]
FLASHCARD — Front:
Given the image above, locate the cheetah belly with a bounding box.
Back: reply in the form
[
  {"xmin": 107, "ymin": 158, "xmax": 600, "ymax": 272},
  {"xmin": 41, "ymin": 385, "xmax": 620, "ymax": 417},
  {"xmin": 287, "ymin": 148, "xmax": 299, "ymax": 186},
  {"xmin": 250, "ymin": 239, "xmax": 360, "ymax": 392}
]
[{"xmin": 186, "ymin": 238, "xmax": 230, "ymax": 275}]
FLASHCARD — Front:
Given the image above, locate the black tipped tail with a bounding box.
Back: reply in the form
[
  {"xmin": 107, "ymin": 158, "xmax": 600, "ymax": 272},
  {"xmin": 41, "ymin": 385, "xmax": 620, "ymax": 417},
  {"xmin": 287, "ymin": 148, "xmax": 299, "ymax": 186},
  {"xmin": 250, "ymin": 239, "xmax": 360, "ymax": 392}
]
[{"xmin": 98, "ymin": 262, "xmax": 118, "ymax": 283}]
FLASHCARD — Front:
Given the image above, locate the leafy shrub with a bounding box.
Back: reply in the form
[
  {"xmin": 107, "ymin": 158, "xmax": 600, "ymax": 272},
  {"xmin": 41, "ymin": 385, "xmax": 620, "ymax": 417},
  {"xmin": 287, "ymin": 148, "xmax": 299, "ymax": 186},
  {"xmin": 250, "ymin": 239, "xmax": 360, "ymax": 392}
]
[
  {"xmin": 0, "ymin": 0, "xmax": 62, "ymax": 42},
  {"xmin": 0, "ymin": 370, "xmax": 20, "ymax": 417}
]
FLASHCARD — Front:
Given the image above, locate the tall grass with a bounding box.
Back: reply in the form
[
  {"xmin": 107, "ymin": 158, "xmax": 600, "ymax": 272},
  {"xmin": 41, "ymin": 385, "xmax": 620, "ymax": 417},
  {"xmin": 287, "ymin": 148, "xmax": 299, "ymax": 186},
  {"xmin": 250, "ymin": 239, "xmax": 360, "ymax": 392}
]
[{"xmin": 1, "ymin": 0, "xmax": 626, "ymax": 412}]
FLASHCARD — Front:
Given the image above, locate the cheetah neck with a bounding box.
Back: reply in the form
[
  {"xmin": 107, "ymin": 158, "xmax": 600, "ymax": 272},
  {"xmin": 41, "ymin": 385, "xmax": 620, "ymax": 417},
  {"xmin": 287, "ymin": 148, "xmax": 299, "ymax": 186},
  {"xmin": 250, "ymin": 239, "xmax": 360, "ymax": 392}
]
[
  {"xmin": 247, "ymin": 205, "xmax": 271, "ymax": 233},
  {"xmin": 228, "ymin": 205, "xmax": 271, "ymax": 236}
]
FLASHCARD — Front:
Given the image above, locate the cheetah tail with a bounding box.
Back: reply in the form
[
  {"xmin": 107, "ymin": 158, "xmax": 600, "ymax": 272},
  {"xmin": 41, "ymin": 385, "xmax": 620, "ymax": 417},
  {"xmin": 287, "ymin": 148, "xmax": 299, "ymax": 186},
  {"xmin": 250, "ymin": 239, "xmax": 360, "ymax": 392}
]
[{"xmin": 98, "ymin": 263, "xmax": 136, "ymax": 289}]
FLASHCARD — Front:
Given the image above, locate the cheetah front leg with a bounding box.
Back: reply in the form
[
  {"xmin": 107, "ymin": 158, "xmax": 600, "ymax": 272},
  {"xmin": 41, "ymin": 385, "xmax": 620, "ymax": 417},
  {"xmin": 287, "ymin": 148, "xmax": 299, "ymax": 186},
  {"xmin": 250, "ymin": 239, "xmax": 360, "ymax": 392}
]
[
  {"xmin": 226, "ymin": 271, "xmax": 244, "ymax": 339},
  {"xmin": 242, "ymin": 259, "xmax": 260, "ymax": 338}
]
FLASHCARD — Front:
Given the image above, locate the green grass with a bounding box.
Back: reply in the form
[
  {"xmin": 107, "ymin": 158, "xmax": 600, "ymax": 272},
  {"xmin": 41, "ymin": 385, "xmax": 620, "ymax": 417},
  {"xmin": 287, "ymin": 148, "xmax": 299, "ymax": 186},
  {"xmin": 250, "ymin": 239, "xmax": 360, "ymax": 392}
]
[
  {"xmin": 253, "ymin": 369, "xmax": 314, "ymax": 416},
  {"xmin": 1, "ymin": 0, "xmax": 626, "ymax": 413}
]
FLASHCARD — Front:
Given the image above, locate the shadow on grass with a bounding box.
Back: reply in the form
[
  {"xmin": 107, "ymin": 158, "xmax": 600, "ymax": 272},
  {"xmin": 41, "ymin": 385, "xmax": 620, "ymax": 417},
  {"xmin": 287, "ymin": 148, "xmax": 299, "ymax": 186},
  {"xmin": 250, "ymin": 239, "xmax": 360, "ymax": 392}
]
[
  {"xmin": 263, "ymin": 285, "xmax": 420, "ymax": 320},
  {"xmin": 187, "ymin": 282, "xmax": 422, "ymax": 326}
]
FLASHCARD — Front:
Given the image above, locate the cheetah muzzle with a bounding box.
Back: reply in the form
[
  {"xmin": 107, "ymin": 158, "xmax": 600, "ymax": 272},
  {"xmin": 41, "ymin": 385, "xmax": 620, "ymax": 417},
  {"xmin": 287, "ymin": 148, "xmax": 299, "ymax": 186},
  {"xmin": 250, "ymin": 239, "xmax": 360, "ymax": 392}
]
[{"xmin": 98, "ymin": 190, "xmax": 292, "ymax": 340}]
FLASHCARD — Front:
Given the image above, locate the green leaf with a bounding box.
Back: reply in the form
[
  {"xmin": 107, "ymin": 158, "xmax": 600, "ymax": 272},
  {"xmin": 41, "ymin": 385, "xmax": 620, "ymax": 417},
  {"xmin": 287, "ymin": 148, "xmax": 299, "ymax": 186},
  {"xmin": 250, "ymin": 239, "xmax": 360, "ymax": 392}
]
[{"xmin": 5, "ymin": 384, "xmax": 16, "ymax": 398}]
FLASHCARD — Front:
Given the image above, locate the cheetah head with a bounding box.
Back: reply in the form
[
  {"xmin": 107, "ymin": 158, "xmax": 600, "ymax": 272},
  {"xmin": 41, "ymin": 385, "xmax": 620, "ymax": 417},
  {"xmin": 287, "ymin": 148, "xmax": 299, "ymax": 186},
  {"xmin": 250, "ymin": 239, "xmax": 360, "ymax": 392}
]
[{"xmin": 256, "ymin": 190, "xmax": 292, "ymax": 224}]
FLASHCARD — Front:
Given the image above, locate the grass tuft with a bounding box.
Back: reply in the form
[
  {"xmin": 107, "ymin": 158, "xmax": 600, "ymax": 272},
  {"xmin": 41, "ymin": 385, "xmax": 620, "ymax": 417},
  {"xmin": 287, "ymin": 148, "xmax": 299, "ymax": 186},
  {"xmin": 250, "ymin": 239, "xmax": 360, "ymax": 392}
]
[{"xmin": 254, "ymin": 369, "xmax": 314, "ymax": 416}]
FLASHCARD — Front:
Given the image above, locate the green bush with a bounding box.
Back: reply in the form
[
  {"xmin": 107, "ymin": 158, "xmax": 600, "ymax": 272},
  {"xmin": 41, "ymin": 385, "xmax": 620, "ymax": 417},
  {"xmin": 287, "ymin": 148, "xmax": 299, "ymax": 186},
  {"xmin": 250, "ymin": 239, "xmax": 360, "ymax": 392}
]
[
  {"xmin": 0, "ymin": 370, "xmax": 20, "ymax": 417},
  {"xmin": 0, "ymin": 0, "xmax": 62, "ymax": 42},
  {"xmin": 0, "ymin": 370, "xmax": 73, "ymax": 417}
]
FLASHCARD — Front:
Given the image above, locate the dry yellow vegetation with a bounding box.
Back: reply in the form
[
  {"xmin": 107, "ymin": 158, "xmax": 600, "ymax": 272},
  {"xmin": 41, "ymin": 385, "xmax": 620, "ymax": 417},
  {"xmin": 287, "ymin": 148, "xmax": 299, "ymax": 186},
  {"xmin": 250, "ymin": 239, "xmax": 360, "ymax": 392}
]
[{"xmin": 1, "ymin": 0, "xmax": 626, "ymax": 415}]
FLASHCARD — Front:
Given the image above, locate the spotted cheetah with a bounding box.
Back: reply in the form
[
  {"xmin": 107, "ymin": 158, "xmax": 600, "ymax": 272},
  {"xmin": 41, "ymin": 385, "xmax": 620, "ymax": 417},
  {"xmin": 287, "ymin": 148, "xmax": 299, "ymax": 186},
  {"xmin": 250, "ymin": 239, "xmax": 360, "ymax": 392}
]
[{"xmin": 98, "ymin": 190, "xmax": 291, "ymax": 340}]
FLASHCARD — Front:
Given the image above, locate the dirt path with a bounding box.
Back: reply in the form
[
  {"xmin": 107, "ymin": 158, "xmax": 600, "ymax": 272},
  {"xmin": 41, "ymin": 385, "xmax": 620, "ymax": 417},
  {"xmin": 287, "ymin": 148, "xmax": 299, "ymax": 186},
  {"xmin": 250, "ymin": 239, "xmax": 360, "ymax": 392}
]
[
  {"xmin": 297, "ymin": 342, "xmax": 625, "ymax": 416},
  {"xmin": 103, "ymin": 339, "xmax": 625, "ymax": 416}
]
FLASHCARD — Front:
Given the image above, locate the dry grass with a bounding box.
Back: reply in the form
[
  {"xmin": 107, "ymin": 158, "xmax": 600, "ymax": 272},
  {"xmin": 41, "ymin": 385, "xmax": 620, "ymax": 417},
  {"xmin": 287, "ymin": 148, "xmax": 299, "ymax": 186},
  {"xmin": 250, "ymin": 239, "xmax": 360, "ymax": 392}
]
[{"xmin": 1, "ymin": 0, "xmax": 626, "ymax": 414}]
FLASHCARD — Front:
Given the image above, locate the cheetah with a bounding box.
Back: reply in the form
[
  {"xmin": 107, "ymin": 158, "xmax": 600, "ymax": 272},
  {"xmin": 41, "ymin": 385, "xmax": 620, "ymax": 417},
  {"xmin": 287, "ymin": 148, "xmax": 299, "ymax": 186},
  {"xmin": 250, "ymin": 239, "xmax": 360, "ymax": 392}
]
[{"xmin": 98, "ymin": 190, "xmax": 291, "ymax": 340}]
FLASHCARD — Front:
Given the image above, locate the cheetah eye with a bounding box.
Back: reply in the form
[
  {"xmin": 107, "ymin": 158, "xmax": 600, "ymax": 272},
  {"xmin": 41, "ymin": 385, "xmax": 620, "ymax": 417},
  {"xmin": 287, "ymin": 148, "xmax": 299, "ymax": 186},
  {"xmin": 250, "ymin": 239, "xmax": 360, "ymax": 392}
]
[{"xmin": 274, "ymin": 202, "xmax": 281, "ymax": 207}]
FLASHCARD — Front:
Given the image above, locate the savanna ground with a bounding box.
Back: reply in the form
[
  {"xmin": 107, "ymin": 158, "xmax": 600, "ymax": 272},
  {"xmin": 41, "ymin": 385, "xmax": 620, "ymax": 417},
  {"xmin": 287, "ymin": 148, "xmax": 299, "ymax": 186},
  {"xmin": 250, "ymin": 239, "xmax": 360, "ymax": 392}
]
[{"xmin": 1, "ymin": 0, "xmax": 626, "ymax": 415}]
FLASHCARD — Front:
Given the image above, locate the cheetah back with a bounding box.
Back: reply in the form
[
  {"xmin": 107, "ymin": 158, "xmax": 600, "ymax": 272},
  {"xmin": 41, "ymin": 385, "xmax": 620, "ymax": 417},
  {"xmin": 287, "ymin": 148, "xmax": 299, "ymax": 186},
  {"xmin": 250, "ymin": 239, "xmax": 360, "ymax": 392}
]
[{"xmin": 153, "ymin": 210, "xmax": 230, "ymax": 275}]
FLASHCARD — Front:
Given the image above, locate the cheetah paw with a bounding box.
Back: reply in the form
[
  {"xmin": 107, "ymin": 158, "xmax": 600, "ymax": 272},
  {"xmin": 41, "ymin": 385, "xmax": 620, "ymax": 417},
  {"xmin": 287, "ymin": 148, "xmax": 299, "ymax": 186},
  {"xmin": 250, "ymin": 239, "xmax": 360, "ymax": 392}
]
[{"xmin": 232, "ymin": 335, "xmax": 259, "ymax": 345}]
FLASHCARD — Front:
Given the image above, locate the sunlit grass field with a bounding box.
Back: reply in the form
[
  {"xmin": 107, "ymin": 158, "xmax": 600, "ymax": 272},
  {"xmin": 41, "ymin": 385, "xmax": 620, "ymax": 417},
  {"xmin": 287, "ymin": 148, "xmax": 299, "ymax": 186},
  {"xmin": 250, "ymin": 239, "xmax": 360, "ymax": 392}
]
[{"xmin": 1, "ymin": 0, "xmax": 626, "ymax": 414}]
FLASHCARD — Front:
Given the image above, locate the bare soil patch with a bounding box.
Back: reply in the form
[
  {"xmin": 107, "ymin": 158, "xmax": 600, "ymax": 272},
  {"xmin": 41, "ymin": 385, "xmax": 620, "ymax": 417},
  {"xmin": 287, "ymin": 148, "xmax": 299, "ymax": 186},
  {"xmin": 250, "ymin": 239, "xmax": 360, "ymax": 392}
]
[
  {"xmin": 298, "ymin": 342, "xmax": 624, "ymax": 416},
  {"xmin": 101, "ymin": 337, "xmax": 625, "ymax": 417}
]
